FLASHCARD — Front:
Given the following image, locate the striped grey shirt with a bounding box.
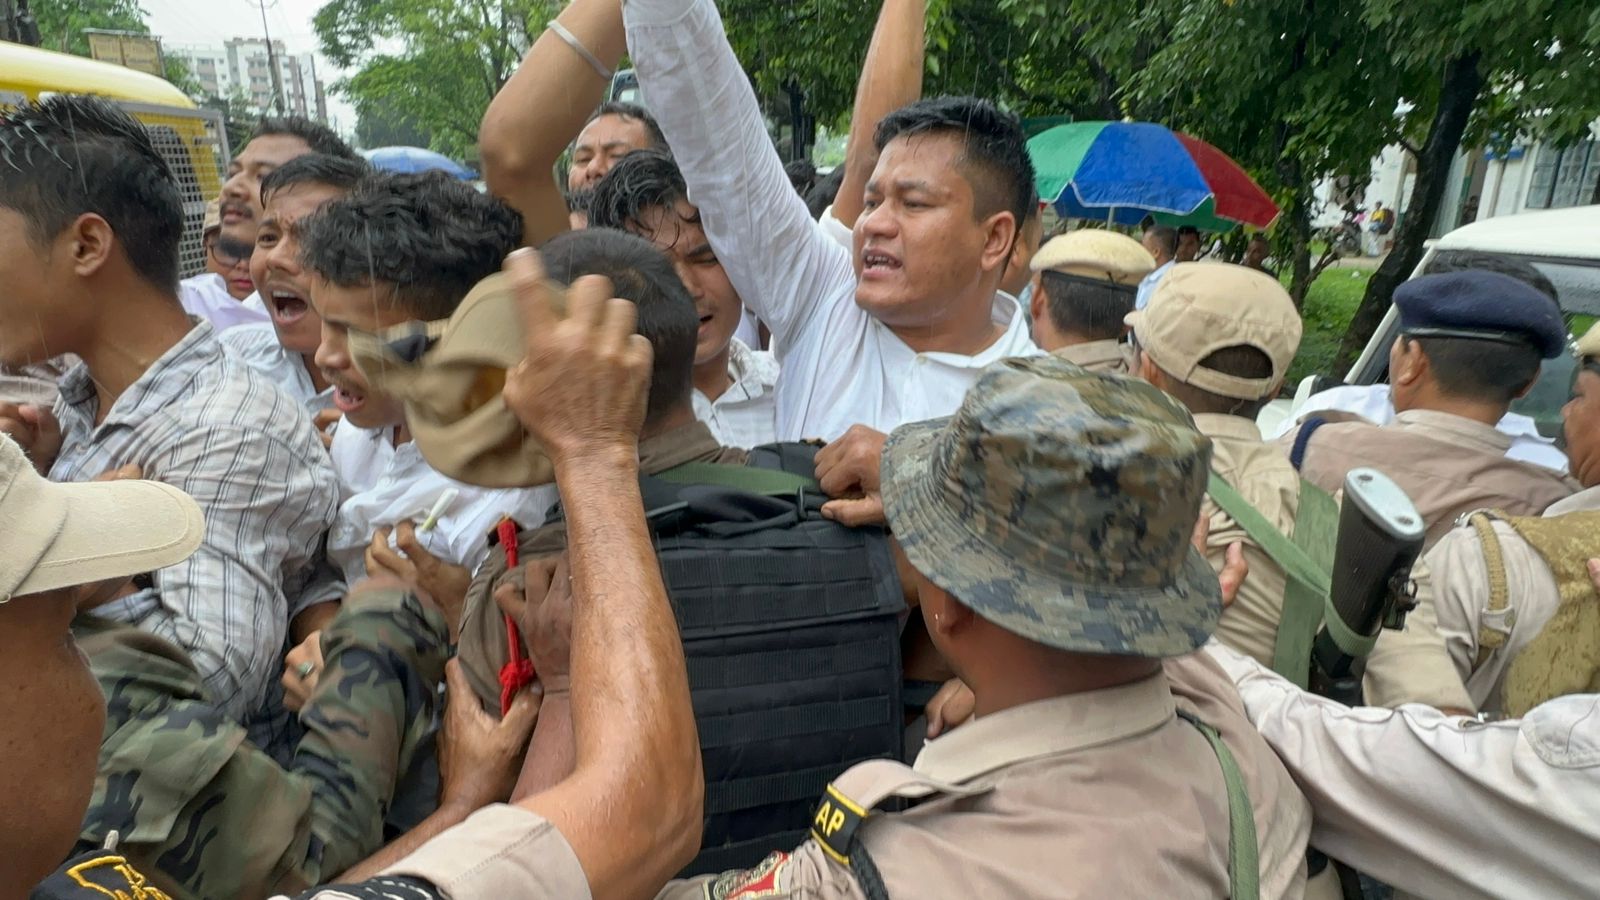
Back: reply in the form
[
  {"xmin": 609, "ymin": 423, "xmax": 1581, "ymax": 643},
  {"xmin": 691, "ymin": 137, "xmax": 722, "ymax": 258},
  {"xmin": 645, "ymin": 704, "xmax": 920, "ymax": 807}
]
[{"xmin": 52, "ymin": 321, "xmax": 338, "ymax": 732}]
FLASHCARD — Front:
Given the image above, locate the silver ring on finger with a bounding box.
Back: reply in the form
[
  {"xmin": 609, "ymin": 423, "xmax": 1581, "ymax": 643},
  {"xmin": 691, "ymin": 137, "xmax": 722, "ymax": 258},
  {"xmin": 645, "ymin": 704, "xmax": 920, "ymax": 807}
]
[{"xmin": 296, "ymin": 661, "xmax": 317, "ymax": 680}]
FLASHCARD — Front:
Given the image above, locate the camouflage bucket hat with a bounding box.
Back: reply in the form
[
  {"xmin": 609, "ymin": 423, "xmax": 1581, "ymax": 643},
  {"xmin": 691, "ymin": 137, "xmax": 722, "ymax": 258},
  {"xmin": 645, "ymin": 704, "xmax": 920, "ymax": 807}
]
[{"xmin": 881, "ymin": 356, "xmax": 1221, "ymax": 657}]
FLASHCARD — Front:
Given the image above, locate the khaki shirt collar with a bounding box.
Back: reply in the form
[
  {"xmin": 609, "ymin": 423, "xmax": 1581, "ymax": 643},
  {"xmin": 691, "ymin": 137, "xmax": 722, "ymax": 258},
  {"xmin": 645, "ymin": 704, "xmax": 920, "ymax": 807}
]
[
  {"xmin": 1193, "ymin": 412, "xmax": 1263, "ymax": 443},
  {"xmin": 637, "ymin": 421, "xmax": 725, "ymax": 473},
  {"xmin": 1051, "ymin": 339, "xmax": 1128, "ymax": 371},
  {"xmin": 1392, "ymin": 409, "xmax": 1511, "ymax": 454},
  {"xmin": 913, "ymin": 672, "xmax": 1176, "ymax": 785}
]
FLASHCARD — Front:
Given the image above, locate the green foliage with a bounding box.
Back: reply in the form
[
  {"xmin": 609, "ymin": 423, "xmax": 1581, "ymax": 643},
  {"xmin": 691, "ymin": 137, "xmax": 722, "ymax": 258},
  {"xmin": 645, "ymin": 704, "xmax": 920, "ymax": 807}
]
[
  {"xmin": 313, "ymin": 0, "xmax": 561, "ymax": 159},
  {"xmin": 718, "ymin": 0, "xmax": 1110, "ymax": 132},
  {"xmin": 29, "ymin": 0, "xmax": 146, "ymax": 57},
  {"xmin": 201, "ymin": 88, "xmax": 259, "ymax": 155},
  {"xmin": 1288, "ymin": 267, "xmax": 1369, "ymax": 385}
]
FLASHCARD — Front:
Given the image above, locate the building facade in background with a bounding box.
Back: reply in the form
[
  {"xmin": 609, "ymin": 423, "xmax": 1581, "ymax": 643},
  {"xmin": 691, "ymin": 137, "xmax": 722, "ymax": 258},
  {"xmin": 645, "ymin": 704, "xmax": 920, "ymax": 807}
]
[{"xmin": 169, "ymin": 38, "xmax": 327, "ymax": 122}]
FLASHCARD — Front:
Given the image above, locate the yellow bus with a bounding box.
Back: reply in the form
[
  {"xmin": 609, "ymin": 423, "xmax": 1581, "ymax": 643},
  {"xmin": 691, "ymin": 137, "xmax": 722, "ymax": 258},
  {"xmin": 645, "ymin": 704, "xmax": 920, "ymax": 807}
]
[{"xmin": 1, "ymin": 40, "xmax": 229, "ymax": 278}]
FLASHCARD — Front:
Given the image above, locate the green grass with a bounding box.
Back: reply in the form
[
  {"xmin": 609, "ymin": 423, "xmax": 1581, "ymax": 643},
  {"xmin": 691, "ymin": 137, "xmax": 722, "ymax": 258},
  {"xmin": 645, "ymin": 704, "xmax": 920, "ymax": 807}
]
[{"xmin": 1286, "ymin": 267, "xmax": 1369, "ymax": 385}]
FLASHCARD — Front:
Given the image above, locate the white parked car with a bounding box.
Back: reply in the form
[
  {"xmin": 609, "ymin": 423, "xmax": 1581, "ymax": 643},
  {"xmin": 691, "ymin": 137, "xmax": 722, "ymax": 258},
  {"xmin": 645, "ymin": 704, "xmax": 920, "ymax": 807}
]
[{"xmin": 1260, "ymin": 205, "xmax": 1600, "ymax": 445}]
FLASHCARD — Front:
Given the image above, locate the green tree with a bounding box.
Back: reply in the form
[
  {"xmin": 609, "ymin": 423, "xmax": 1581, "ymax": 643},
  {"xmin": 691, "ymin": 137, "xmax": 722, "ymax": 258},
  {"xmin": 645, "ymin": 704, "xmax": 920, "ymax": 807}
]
[
  {"xmin": 314, "ymin": 0, "xmax": 561, "ymax": 160},
  {"xmin": 1334, "ymin": 0, "xmax": 1600, "ymax": 370},
  {"xmin": 201, "ymin": 87, "xmax": 259, "ymax": 154},
  {"xmin": 354, "ymin": 92, "xmax": 433, "ymax": 150},
  {"xmin": 28, "ymin": 0, "xmax": 145, "ymax": 56},
  {"xmin": 719, "ymin": 0, "xmax": 1112, "ymax": 133}
]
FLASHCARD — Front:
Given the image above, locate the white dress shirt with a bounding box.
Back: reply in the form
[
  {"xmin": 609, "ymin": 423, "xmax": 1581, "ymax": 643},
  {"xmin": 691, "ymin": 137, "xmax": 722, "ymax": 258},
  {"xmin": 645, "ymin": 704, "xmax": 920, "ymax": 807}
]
[
  {"xmin": 1267, "ymin": 383, "xmax": 1569, "ymax": 473},
  {"xmin": 1135, "ymin": 259, "xmax": 1175, "ymax": 311},
  {"xmin": 326, "ymin": 423, "xmax": 556, "ymax": 592},
  {"xmin": 1207, "ymin": 641, "xmax": 1600, "ymax": 900},
  {"xmin": 220, "ymin": 323, "xmax": 335, "ymax": 414},
  {"xmin": 52, "ymin": 321, "xmax": 337, "ymax": 723},
  {"xmin": 179, "ymin": 273, "xmax": 270, "ymax": 332},
  {"xmin": 625, "ymin": 0, "xmax": 1040, "ymax": 441},
  {"xmin": 692, "ymin": 338, "xmax": 779, "ymax": 448}
]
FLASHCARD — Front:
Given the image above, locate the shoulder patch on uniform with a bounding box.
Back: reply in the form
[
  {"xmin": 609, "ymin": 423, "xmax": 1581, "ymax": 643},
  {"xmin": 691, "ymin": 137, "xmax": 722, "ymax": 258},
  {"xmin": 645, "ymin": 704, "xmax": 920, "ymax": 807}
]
[
  {"xmin": 810, "ymin": 782, "xmax": 867, "ymax": 865},
  {"xmin": 60, "ymin": 853, "xmax": 173, "ymax": 899},
  {"xmin": 703, "ymin": 851, "xmax": 792, "ymax": 899}
]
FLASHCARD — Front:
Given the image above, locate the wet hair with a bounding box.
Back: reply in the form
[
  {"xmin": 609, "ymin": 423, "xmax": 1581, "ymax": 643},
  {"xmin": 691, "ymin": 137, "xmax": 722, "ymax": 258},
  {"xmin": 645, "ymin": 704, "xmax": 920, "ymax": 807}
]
[
  {"xmin": 540, "ymin": 229, "xmax": 697, "ymax": 425},
  {"xmin": 298, "ymin": 171, "xmax": 524, "ymax": 320},
  {"xmin": 1039, "ymin": 272, "xmax": 1133, "ymax": 342},
  {"xmin": 259, "ymin": 153, "xmax": 371, "ymax": 204},
  {"xmin": 587, "ymin": 148, "xmax": 694, "ymax": 237},
  {"xmin": 805, "ymin": 166, "xmax": 846, "ymax": 220},
  {"xmin": 874, "ymin": 96, "xmax": 1035, "ymax": 227},
  {"xmin": 1156, "ymin": 344, "xmax": 1276, "ymax": 419},
  {"xmin": 1407, "ymin": 335, "xmax": 1541, "ymax": 406},
  {"xmin": 248, "ymin": 116, "xmax": 358, "ymax": 161},
  {"xmin": 785, "ymin": 158, "xmax": 817, "ymax": 195},
  {"xmin": 584, "ymin": 101, "xmax": 667, "ymax": 150},
  {"xmin": 1144, "ymin": 225, "xmax": 1179, "ymax": 258},
  {"xmin": 0, "ymin": 95, "xmax": 182, "ymax": 291},
  {"xmin": 1422, "ymin": 250, "xmax": 1558, "ymax": 302}
]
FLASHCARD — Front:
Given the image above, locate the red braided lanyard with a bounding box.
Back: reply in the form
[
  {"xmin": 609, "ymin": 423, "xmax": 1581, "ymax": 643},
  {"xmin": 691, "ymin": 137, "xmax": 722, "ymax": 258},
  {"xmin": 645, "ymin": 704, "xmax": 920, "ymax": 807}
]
[{"xmin": 496, "ymin": 517, "xmax": 536, "ymax": 716}]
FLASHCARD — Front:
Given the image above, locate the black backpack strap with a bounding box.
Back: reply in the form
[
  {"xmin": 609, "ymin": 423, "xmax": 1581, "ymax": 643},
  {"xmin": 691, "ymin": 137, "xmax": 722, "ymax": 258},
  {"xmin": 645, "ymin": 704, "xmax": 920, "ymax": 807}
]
[
  {"xmin": 1289, "ymin": 415, "xmax": 1329, "ymax": 472},
  {"xmin": 847, "ymin": 831, "xmax": 891, "ymax": 900}
]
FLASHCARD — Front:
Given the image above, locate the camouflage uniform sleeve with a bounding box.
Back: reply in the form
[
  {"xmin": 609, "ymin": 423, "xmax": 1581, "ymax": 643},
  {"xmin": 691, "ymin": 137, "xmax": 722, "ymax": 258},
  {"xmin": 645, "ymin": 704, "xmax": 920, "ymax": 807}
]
[
  {"xmin": 292, "ymin": 586, "xmax": 451, "ymax": 883},
  {"xmin": 84, "ymin": 591, "xmax": 448, "ymax": 899}
]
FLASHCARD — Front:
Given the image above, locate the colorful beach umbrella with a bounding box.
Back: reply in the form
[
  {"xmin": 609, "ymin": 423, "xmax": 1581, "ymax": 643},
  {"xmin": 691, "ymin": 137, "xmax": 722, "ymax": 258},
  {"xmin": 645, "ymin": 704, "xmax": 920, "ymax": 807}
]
[{"xmin": 1028, "ymin": 122, "xmax": 1279, "ymax": 230}]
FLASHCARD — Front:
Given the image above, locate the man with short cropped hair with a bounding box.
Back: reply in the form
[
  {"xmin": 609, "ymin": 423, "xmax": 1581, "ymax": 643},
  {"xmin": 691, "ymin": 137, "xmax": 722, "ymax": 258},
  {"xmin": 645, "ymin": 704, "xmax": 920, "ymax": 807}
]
[
  {"xmin": 1026, "ymin": 229, "xmax": 1154, "ymax": 372},
  {"xmin": 1136, "ymin": 224, "xmax": 1178, "ymax": 311},
  {"xmin": 626, "ymin": 0, "xmax": 1040, "ymax": 441},
  {"xmin": 1283, "ymin": 270, "xmax": 1578, "ymax": 545},
  {"xmin": 1132, "ymin": 263, "xmax": 1472, "ymax": 714},
  {"xmin": 0, "ymin": 97, "xmax": 337, "ymax": 746}
]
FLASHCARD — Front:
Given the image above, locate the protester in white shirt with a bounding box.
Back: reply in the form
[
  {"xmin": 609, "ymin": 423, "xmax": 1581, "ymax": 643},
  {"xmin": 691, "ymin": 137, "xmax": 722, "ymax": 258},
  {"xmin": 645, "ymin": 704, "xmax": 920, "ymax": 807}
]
[
  {"xmin": 815, "ymin": 0, "xmax": 1044, "ymax": 315},
  {"xmin": 626, "ymin": 0, "xmax": 1039, "ymax": 442},
  {"xmin": 1207, "ymin": 640, "xmax": 1600, "ymax": 900},
  {"xmin": 179, "ymin": 269, "xmax": 270, "ymax": 331},
  {"xmin": 324, "ymin": 421, "xmax": 551, "ymax": 611},
  {"xmin": 290, "ymin": 170, "xmax": 555, "ymax": 647},
  {"xmin": 588, "ymin": 148, "xmax": 780, "ymax": 447},
  {"xmin": 1267, "ymin": 383, "xmax": 1568, "ymax": 473},
  {"xmin": 1136, "ymin": 225, "xmax": 1178, "ymax": 311},
  {"xmin": 220, "ymin": 154, "xmax": 373, "ymax": 422}
]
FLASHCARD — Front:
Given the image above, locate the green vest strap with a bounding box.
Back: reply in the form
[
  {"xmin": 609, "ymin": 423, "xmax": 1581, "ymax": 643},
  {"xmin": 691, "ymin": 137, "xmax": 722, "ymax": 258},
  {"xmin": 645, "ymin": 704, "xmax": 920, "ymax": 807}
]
[
  {"xmin": 1178, "ymin": 710, "xmax": 1260, "ymax": 900},
  {"xmin": 1205, "ymin": 472, "xmax": 1370, "ymax": 686}
]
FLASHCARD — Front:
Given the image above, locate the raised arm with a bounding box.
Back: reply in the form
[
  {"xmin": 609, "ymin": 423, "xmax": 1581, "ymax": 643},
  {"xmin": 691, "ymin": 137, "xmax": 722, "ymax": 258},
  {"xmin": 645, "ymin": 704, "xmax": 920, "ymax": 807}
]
[
  {"xmin": 480, "ymin": 0, "xmax": 628, "ymax": 246},
  {"xmin": 830, "ymin": 0, "xmax": 926, "ymax": 229},
  {"xmin": 503, "ymin": 250, "xmax": 703, "ymax": 897},
  {"xmin": 625, "ymin": 0, "xmax": 856, "ymax": 344}
]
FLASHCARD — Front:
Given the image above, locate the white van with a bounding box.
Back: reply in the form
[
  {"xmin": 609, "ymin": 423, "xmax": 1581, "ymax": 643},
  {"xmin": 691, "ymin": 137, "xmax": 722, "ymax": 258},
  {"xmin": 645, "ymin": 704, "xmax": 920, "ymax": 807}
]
[{"xmin": 1263, "ymin": 205, "xmax": 1600, "ymax": 443}]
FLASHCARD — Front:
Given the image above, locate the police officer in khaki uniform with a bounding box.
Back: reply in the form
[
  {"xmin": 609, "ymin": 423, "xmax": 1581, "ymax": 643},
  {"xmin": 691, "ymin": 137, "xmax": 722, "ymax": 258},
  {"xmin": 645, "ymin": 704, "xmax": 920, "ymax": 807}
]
[
  {"xmin": 1281, "ymin": 270, "xmax": 1578, "ymax": 546},
  {"xmin": 1024, "ymin": 229, "xmax": 1154, "ymax": 373},
  {"xmin": 1128, "ymin": 262, "xmax": 1471, "ymax": 712},
  {"xmin": 301, "ymin": 356, "xmax": 1313, "ymax": 900},
  {"xmin": 654, "ymin": 357, "xmax": 1313, "ymax": 899},
  {"xmin": 1427, "ymin": 326, "xmax": 1600, "ymax": 714}
]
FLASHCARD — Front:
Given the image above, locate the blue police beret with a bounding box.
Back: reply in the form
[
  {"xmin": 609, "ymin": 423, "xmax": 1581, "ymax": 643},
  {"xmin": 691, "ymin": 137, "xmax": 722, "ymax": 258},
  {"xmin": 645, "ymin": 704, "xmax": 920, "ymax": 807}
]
[{"xmin": 1395, "ymin": 270, "xmax": 1566, "ymax": 359}]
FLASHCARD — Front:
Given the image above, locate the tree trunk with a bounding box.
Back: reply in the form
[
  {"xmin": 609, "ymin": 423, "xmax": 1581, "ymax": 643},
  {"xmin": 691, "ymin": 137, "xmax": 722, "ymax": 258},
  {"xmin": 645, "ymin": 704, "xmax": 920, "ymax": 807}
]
[
  {"xmin": 1286, "ymin": 178, "xmax": 1315, "ymax": 308},
  {"xmin": 1334, "ymin": 52, "xmax": 1483, "ymax": 372}
]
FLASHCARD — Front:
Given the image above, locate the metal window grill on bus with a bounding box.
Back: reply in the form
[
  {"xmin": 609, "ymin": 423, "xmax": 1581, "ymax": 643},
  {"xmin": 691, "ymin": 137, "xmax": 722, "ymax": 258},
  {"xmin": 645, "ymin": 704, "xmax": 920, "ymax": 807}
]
[{"xmin": 119, "ymin": 102, "xmax": 231, "ymax": 280}]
